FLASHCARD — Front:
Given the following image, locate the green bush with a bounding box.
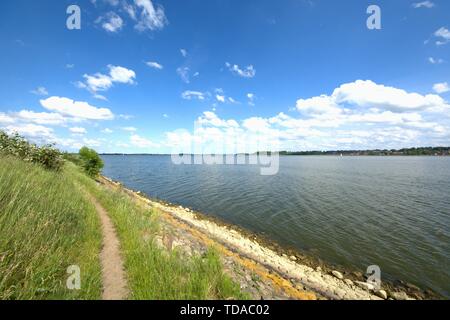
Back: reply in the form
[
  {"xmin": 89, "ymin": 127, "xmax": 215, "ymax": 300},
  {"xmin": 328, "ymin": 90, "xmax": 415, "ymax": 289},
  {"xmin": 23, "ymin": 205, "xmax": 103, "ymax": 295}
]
[
  {"xmin": 79, "ymin": 147, "xmax": 104, "ymax": 177},
  {"xmin": 62, "ymin": 152, "xmax": 82, "ymax": 166},
  {"xmin": 0, "ymin": 130, "xmax": 63, "ymax": 171}
]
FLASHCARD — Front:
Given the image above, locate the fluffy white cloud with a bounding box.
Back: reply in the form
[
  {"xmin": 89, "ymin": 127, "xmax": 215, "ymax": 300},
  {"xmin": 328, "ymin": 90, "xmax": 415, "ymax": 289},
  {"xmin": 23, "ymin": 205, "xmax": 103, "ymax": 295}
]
[
  {"xmin": 225, "ymin": 62, "xmax": 256, "ymax": 78},
  {"xmin": 130, "ymin": 134, "xmax": 159, "ymax": 148},
  {"xmin": 134, "ymin": 0, "xmax": 167, "ymax": 31},
  {"xmin": 80, "ymin": 65, "xmax": 136, "ymax": 95},
  {"xmin": 412, "ymin": 1, "xmax": 435, "ymax": 8},
  {"xmin": 100, "ymin": 12, "xmax": 123, "ymax": 32},
  {"xmin": 428, "ymin": 57, "xmax": 444, "ymax": 64},
  {"xmin": 40, "ymin": 96, "xmax": 114, "ymax": 120},
  {"xmin": 108, "ymin": 65, "xmax": 136, "ymax": 84},
  {"xmin": 146, "ymin": 61, "xmax": 163, "ymax": 69},
  {"xmin": 433, "ymin": 82, "xmax": 449, "ymax": 94},
  {"xmin": 434, "ymin": 27, "xmax": 450, "ymax": 45},
  {"xmin": 15, "ymin": 110, "xmax": 68, "ymax": 125},
  {"xmin": 180, "ymin": 49, "xmax": 188, "ymax": 57},
  {"xmin": 177, "ymin": 67, "xmax": 190, "ymax": 83},
  {"xmin": 247, "ymin": 93, "xmax": 256, "ymax": 106},
  {"xmin": 4, "ymin": 124, "xmax": 54, "ymax": 138},
  {"xmin": 182, "ymin": 90, "xmax": 207, "ymax": 100},
  {"xmin": 102, "ymin": 128, "xmax": 113, "ymax": 134},
  {"xmin": 122, "ymin": 126, "xmax": 137, "ymax": 132},
  {"xmin": 216, "ymin": 95, "xmax": 225, "ymax": 103},
  {"xmin": 70, "ymin": 127, "xmax": 87, "ymax": 135},
  {"xmin": 165, "ymin": 80, "xmax": 450, "ymax": 153},
  {"xmin": 298, "ymin": 80, "xmax": 448, "ymax": 114},
  {"xmin": 0, "ymin": 113, "xmax": 15, "ymax": 124}
]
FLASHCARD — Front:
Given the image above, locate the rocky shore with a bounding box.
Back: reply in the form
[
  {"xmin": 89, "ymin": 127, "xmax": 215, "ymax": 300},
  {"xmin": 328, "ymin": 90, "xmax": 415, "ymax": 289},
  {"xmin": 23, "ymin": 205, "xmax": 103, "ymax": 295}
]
[{"xmin": 100, "ymin": 176, "xmax": 432, "ymax": 300}]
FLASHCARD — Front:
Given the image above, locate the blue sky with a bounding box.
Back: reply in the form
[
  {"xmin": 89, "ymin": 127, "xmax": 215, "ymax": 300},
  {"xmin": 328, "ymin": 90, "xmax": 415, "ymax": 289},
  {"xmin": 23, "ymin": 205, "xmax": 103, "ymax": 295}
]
[{"xmin": 0, "ymin": 0, "xmax": 449, "ymax": 153}]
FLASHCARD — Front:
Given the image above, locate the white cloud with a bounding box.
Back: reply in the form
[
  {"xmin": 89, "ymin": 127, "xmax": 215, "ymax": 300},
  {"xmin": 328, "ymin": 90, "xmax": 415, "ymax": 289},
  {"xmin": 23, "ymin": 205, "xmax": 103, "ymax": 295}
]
[
  {"xmin": 225, "ymin": 62, "xmax": 256, "ymax": 78},
  {"xmin": 108, "ymin": 65, "xmax": 136, "ymax": 84},
  {"xmin": 146, "ymin": 61, "xmax": 163, "ymax": 69},
  {"xmin": 102, "ymin": 128, "xmax": 113, "ymax": 134},
  {"xmin": 30, "ymin": 87, "xmax": 49, "ymax": 96},
  {"xmin": 70, "ymin": 127, "xmax": 87, "ymax": 135},
  {"xmin": 83, "ymin": 73, "xmax": 114, "ymax": 92},
  {"xmin": 247, "ymin": 93, "xmax": 256, "ymax": 106},
  {"xmin": 434, "ymin": 27, "xmax": 450, "ymax": 45},
  {"xmin": 216, "ymin": 95, "xmax": 225, "ymax": 103},
  {"xmin": 0, "ymin": 113, "xmax": 15, "ymax": 124},
  {"xmin": 100, "ymin": 12, "xmax": 124, "ymax": 33},
  {"xmin": 4, "ymin": 124, "xmax": 54, "ymax": 139},
  {"xmin": 130, "ymin": 134, "xmax": 159, "ymax": 148},
  {"xmin": 433, "ymin": 82, "xmax": 449, "ymax": 94},
  {"xmin": 412, "ymin": 1, "xmax": 435, "ymax": 8},
  {"xmin": 122, "ymin": 126, "xmax": 137, "ymax": 132},
  {"xmin": 177, "ymin": 67, "xmax": 190, "ymax": 83},
  {"xmin": 134, "ymin": 0, "xmax": 167, "ymax": 32},
  {"xmin": 119, "ymin": 114, "xmax": 134, "ymax": 120},
  {"xmin": 80, "ymin": 65, "xmax": 136, "ymax": 95},
  {"xmin": 180, "ymin": 49, "xmax": 188, "ymax": 57},
  {"xmin": 428, "ymin": 57, "xmax": 444, "ymax": 64},
  {"xmin": 181, "ymin": 90, "xmax": 207, "ymax": 100},
  {"xmin": 40, "ymin": 96, "xmax": 114, "ymax": 120},
  {"xmin": 93, "ymin": 94, "xmax": 108, "ymax": 101},
  {"xmin": 15, "ymin": 110, "xmax": 68, "ymax": 125},
  {"xmin": 298, "ymin": 80, "xmax": 448, "ymax": 113},
  {"xmin": 165, "ymin": 80, "xmax": 450, "ymax": 153}
]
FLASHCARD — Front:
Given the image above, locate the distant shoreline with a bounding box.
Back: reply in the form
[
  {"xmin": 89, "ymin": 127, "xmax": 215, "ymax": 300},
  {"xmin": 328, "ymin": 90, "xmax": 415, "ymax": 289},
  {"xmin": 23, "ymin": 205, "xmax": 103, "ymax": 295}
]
[{"xmin": 98, "ymin": 146, "xmax": 450, "ymax": 156}]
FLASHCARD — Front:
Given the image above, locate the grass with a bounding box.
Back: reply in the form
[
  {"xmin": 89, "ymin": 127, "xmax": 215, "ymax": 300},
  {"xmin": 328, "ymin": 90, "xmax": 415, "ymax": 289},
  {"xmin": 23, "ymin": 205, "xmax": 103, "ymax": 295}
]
[
  {"xmin": 0, "ymin": 154, "xmax": 247, "ymax": 300},
  {"xmin": 73, "ymin": 165, "xmax": 248, "ymax": 300},
  {"xmin": 0, "ymin": 156, "xmax": 102, "ymax": 299}
]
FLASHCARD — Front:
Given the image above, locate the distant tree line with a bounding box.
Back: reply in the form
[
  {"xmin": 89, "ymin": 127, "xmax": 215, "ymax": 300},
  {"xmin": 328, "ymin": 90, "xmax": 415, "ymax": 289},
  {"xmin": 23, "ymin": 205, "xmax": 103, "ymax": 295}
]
[{"xmin": 278, "ymin": 147, "xmax": 450, "ymax": 156}]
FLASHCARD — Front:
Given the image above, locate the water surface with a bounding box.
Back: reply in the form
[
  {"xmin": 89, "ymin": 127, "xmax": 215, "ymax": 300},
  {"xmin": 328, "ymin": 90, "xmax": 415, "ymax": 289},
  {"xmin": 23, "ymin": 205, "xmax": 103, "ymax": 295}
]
[{"xmin": 102, "ymin": 155, "xmax": 450, "ymax": 297}]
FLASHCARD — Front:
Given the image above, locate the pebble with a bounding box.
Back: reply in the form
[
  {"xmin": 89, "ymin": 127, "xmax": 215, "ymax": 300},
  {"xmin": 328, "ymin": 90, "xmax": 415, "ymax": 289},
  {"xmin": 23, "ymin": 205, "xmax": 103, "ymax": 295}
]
[
  {"xmin": 391, "ymin": 291, "xmax": 410, "ymax": 300},
  {"xmin": 375, "ymin": 289, "xmax": 388, "ymax": 299},
  {"xmin": 289, "ymin": 255, "xmax": 297, "ymax": 261},
  {"xmin": 331, "ymin": 270, "xmax": 344, "ymax": 280},
  {"xmin": 344, "ymin": 279, "xmax": 354, "ymax": 286},
  {"xmin": 355, "ymin": 281, "xmax": 375, "ymax": 291}
]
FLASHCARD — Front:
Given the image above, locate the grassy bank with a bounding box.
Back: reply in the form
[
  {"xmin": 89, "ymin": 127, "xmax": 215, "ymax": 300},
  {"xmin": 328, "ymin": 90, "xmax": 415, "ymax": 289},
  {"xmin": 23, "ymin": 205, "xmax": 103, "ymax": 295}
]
[
  {"xmin": 0, "ymin": 156, "xmax": 102, "ymax": 299},
  {"xmin": 72, "ymin": 164, "xmax": 247, "ymax": 300},
  {"xmin": 0, "ymin": 149, "xmax": 246, "ymax": 299}
]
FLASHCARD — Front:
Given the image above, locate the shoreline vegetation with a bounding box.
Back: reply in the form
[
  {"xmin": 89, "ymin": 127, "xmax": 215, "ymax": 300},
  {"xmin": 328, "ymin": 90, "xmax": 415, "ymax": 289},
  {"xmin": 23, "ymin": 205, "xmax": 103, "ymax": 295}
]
[
  {"xmin": 0, "ymin": 131, "xmax": 441, "ymax": 300},
  {"xmin": 99, "ymin": 147, "xmax": 450, "ymax": 156}
]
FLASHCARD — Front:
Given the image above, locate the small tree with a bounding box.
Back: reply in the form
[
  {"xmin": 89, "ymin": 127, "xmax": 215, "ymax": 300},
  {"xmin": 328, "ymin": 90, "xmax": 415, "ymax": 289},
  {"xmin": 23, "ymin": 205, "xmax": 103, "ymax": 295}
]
[{"xmin": 79, "ymin": 147, "xmax": 104, "ymax": 177}]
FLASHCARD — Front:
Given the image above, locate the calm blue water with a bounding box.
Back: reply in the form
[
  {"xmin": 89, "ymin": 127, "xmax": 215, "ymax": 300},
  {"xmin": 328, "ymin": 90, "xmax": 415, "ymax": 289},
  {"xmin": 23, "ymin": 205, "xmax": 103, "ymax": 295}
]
[{"xmin": 102, "ymin": 155, "xmax": 450, "ymax": 297}]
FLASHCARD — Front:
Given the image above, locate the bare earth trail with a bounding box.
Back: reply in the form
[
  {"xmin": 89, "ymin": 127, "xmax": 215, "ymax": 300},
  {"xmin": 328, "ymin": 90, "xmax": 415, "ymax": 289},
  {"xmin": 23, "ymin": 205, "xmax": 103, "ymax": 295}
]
[{"xmin": 87, "ymin": 193, "xmax": 129, "ymax": 300}]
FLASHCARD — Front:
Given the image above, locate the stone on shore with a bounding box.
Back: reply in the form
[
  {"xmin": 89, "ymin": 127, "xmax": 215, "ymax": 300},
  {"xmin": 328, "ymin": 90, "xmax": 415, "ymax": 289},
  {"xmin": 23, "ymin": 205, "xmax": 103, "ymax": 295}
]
[
  {"xmin": 331, "ymin": 270, "xmax": 344, "ymax": 280},
  {"xmin": 355, "ymin": 281, "xmax": 374, "ymax": 291},
  {"xmin": 390, "ymin": 291, "xmax": 410, "ymax": 300},
  {"xmin": 375, "ymin": 289, "xmax": 388, "ymax": 299},
  {"xmin": 344, "ymin": 279, "xmax": 354, "ymax": 286}
]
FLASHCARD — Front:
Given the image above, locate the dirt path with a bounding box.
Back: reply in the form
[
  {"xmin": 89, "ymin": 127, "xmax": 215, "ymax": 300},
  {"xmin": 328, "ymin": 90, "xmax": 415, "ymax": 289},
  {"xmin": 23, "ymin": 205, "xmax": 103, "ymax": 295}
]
[{"xmin": 88, "ymin": 194, "xmax": 129, "ymax": 300}]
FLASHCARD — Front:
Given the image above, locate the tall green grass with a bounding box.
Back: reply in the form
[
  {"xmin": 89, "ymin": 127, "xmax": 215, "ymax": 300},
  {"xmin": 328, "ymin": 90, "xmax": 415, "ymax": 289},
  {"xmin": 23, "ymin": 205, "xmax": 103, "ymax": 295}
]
[
  {"xmin": 0, "ymin": 156, "xmax": 102, "ymax": 299},
  {"xmin": 74, "ymin": 167, "xmax": 248, "ymax": 300}
]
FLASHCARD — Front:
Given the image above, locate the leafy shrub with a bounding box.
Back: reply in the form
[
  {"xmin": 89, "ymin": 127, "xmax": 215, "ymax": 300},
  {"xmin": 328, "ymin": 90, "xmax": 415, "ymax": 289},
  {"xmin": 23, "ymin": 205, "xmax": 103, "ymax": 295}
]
[
  {"xmin": 0, "ymin": 130, "xmax": 63, "ymax": 171},
  {"xmin": 79, "ymin": 147, "xmax": 104, "ymax": 177},
  {"xmin": 62, "ymin": 152, "xmax": 82, "ymax": 166}
]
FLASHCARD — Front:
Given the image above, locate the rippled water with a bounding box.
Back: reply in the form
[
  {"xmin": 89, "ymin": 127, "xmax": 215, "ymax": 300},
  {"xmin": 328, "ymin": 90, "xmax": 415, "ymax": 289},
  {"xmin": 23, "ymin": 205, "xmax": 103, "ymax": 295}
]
[{"xmin": 101, "ymin": 155, "xmax": 450, "ymax": 297}]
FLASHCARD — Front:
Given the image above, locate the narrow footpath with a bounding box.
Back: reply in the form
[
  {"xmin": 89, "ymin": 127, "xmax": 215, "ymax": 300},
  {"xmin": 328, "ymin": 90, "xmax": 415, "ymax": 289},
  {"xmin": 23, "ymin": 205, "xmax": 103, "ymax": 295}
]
[{"xmin": 87, "ymin": 193, "xmax": 129, "ymax": 300}]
